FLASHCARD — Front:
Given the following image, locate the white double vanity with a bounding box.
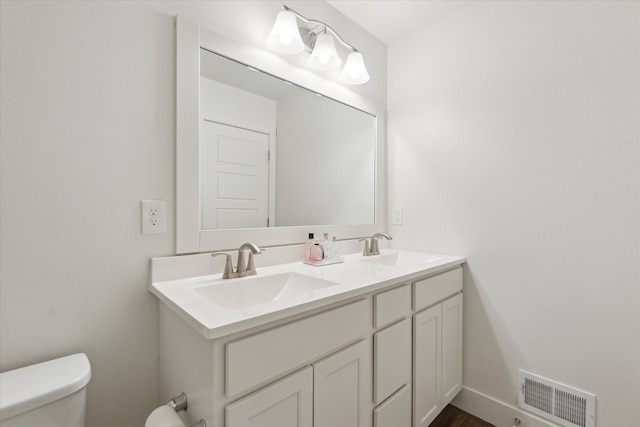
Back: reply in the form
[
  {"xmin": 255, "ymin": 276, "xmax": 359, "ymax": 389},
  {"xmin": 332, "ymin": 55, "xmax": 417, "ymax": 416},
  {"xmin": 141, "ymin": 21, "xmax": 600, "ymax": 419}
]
[
  {"xmin": 162, "ymin": 14, "xmax": 465, "ymax": 427},
  {"xmin": 151, "ymin": 249, "xmax": 465, "ymax": 427}
]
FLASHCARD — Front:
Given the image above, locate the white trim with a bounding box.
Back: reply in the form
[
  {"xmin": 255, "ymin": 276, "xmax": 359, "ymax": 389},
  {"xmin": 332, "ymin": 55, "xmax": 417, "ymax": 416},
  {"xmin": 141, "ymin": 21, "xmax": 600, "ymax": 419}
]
[
  {"xmin": 201, "ymin": 109, "xmax": 275, "ymax": 136},
  {"xmin": 452, "ymin": 386, "xmax": 559, "ymax": 427},
  {"xmin": 176, "ymin": 16, "xmax": 201, "ymax": 254}
]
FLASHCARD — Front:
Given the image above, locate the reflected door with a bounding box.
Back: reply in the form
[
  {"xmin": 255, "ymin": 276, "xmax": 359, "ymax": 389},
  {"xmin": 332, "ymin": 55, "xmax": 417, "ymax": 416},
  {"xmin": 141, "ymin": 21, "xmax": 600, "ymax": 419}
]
[{"xmin": 201, "ymin": 121, "xmax": 270, "ymax": 229}]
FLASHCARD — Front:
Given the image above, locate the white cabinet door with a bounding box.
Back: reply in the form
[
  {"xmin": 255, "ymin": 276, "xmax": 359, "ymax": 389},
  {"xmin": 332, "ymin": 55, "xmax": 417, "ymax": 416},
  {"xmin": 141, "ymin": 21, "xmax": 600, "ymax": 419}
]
[
  {"xmin": 413, "ymin": 304, "xmax": 442, "ymax": 427},
  {"xmin": 314, "ymin": 341, "xmax": 370, "ymax": 427},
  {"xmin": 374, "ymin": 318, "xmax": 412, "ymax": 404},
  {"xmin": 442, "ymin": 293, "xmax": 463, "ymax": 405},
  {"xmin": 226, "ymin": 367, "xmax": 312, "ymax": 427}
]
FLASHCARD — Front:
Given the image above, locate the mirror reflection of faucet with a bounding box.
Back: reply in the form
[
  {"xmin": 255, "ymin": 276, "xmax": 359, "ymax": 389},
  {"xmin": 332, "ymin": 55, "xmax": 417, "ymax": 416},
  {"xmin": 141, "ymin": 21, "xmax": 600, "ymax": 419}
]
[{"xmin": 211, "ymin": 242, "xmax": 264, "ymax": 279}]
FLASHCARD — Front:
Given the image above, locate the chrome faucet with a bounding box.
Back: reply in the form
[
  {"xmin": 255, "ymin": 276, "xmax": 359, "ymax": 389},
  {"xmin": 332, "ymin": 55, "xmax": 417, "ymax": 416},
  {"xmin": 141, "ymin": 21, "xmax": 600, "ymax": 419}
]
[
  {"xmin": 361, "ymin": 232, "xmax": 392, "ymax": 256},
  {"xmin": 236, "ymin": 242, "xmax": 263, "ymax": 276},
  {"xmin": 358, "ymin": 238, "xmax": 371, "ymax": 256},
  {"xmin": 211, "ymin": 242, "xmax": 264, "ymax": 279}
]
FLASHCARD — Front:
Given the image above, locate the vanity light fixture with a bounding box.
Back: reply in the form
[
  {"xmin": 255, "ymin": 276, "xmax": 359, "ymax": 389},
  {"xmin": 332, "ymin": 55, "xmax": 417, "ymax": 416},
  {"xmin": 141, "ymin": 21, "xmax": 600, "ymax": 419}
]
[{"xmin": 266, "ymin": 5, "xmax": 370, "ymax": 85}]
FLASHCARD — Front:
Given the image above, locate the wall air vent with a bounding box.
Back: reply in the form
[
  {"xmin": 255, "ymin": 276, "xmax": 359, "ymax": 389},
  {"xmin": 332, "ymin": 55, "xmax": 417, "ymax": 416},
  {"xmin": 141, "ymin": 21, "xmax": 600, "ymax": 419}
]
[{"xmin": 518, "ymin": 370, "xmax": 596, "ymax": 427}]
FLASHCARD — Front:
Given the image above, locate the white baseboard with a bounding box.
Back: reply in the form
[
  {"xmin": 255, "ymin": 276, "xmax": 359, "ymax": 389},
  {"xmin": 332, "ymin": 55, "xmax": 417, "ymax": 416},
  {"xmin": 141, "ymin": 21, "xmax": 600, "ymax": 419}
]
[{"xmin": 451, "ymin": 386, "xmax": 560, "ymax": 427}]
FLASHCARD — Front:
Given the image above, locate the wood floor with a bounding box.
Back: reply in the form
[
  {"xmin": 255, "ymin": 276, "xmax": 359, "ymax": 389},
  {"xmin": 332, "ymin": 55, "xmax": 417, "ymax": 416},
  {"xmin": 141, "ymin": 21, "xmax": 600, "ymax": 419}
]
[{"xmin": 429, "ymin": 404, "xmax": 495, "ymax": 427}]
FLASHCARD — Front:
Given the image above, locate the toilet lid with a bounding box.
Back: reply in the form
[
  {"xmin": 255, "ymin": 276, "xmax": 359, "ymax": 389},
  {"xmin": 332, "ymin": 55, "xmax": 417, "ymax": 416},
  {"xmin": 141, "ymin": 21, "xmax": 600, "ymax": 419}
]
[{"xmin": 0, "ymin": 353, "xmax": 91, "ymax": 421}]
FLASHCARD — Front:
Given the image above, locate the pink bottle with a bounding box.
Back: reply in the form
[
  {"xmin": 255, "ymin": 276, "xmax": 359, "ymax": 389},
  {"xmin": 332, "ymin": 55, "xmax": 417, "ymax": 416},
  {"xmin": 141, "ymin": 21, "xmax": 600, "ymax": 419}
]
[
  {"xmin": 303, "ymin": 233, "xmax": 315, "ymax": 261},
  {"xmin": 309, "ymin": 243, "xmax": 324, "ymax": 261}
]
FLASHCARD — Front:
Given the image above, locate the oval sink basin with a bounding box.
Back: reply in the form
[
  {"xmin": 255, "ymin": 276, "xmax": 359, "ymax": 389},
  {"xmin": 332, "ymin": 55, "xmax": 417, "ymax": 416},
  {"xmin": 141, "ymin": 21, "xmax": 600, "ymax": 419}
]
[
  {"xmin": 192, "ymin": 272, "xmax": 339, "ymax": 310},
  {"xmin": 359, "ymin": 252, "xmax": 442, "ymax": 267}
]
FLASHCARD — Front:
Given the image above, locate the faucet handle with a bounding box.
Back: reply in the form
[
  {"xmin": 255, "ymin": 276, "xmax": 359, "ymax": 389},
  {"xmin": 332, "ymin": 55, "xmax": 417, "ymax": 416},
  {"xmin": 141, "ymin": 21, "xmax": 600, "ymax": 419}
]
[
  {"xmin": 245, "ymin": 247, "xmax": 265, "ymax": 276},
  {"xmin": 211, "ymin": 252, "xmax": 234, "ymax": 279},
  {"xmin": 359, "ymin": 238, "xmax": 371, "ymax": 256}
]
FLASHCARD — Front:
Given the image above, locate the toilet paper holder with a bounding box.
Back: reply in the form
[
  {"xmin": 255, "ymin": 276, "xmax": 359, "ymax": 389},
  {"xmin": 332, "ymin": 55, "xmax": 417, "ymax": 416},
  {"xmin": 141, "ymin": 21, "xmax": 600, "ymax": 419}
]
[
  {"xmin": 167, "ymin": 392, "xmax": 189, "ymax": 412},
  {"xmin": 166, "ymin": 392, "xmax": 207, "ymax": 427}
]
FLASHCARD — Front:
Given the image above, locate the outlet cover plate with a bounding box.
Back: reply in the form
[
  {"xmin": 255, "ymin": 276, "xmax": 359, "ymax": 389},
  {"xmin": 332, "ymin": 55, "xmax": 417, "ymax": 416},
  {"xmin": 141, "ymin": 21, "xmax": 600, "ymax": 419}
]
[{"xmin": 141, "ymin": 200, "xmax": 166, "ymax": 234}]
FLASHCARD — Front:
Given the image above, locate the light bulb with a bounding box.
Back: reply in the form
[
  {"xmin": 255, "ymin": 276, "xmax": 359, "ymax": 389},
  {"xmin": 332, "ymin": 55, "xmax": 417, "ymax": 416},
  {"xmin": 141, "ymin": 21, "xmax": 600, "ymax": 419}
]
[{"xmin": 279, "ymin": 34, "xmax": 293, "ymax": 46}]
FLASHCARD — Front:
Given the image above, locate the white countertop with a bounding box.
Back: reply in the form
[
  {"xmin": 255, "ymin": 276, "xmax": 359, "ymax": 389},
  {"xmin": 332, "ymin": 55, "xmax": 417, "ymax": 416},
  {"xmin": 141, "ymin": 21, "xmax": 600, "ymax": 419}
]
[{"xmin": 150, "ymin": 249, "xmax": 465, "ymax": 339}]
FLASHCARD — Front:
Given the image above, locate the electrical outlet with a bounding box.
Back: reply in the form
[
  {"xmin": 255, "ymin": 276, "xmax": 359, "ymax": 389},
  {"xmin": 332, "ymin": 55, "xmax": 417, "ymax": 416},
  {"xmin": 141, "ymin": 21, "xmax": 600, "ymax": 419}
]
[{"xmin": 141, "ymin": 200, "xmax": 166, "ymax": 234}]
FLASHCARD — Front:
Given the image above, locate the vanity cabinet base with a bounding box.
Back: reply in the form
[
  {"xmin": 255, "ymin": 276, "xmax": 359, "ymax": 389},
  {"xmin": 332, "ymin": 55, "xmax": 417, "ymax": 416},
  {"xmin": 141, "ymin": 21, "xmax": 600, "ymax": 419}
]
[{"xmin": 157, "ymin": 266, "xmax": 463, "ymax": 427}]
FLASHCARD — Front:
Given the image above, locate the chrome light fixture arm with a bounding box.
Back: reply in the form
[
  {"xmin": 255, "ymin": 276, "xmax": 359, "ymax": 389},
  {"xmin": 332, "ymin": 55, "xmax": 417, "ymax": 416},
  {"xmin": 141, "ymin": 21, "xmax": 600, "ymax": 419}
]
[{"xmin": 281, "ymin": 5, "xmax": 358, "ymax": 53}]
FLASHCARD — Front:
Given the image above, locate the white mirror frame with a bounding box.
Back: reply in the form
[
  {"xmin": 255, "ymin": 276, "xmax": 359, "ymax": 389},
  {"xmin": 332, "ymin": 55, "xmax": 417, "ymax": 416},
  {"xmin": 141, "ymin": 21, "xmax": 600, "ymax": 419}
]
[{"xmin": 176, "ymin": 16, "xmax": 385, "ymax": 254}]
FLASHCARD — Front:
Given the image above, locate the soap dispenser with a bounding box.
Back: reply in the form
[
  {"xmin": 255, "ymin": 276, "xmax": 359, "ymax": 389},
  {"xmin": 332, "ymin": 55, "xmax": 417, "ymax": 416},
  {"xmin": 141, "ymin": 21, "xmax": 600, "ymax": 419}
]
[
  {"xmin": 303, "ymin": 233, "xmax": 315, "ymax": 262},
  {"xmin": 309, "ymin": 242, "xmax": 324, "ymax": 261}
]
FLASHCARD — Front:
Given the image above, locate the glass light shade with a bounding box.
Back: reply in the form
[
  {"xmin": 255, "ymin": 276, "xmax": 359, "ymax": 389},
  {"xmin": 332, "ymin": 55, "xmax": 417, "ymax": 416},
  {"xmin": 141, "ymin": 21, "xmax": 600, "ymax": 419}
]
[
  {"xmin": 308, "ymin": 33, "xmax": 342, "ymax": 71},
  {"xmin": 339, "ymin": 52, "xmax": 370, "ymax": 84},
  {"xmin": 266, "ymin": 11, "xmax": 304, "ymax": 54}
]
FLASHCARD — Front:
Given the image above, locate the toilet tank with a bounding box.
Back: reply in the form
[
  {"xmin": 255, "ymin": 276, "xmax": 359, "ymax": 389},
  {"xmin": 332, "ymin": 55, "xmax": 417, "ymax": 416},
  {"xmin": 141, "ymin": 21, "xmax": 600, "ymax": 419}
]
[{"xmin": 0, "ymin": 353, "xmax": 91, "ymax": 427}]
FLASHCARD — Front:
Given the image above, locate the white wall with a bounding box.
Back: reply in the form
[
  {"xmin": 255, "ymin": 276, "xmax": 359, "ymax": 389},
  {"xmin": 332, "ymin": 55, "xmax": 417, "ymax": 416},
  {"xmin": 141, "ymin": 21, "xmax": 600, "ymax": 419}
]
[
  {"xmin": 0, "ymin": 1, "xmax": 386, "ymax": 426},
  {"xmin": 388, "ymin": 1, "xmax": 640, "ymax": 426},
  {"xmin": 200, "ymin": 77, "xmax": 276, "ymax": 130},
  {"xmin": 276, "ymin": 92, "xmax": 375, "ymax": 226},
  {"xmin": 0, "ymin": 2, "xmax": 174, "ymax": 425}
]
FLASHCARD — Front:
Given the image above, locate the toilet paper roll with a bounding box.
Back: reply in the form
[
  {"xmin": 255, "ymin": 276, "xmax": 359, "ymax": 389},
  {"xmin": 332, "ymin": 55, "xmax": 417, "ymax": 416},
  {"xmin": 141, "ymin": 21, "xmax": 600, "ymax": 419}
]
[{"xmin": 145, "ymin": 405, "xmax": 186, "ymax": 427}]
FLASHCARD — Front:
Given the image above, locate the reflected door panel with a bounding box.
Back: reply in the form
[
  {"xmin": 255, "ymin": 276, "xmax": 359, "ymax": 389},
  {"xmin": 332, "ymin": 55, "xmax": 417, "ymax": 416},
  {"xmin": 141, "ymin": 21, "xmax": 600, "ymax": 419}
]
[{"xmin": 201, "ymin": 121, "xmax": 270, "ymax": 229}]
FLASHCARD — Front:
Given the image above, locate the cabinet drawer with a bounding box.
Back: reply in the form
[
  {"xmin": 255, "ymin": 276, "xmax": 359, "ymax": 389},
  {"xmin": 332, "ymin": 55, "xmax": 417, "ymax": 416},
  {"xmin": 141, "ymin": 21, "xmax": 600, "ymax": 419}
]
[
  {"xmin": 374, "ymin": 384, "xmax": 411, "ymax": 427},
  {"xmin": 374, "ymin": 318, "xmax": 411, "ymax": 405},
  {"xmin": 226, "ymin": 299, "xmax": 368, "ymax": 397},
  {"xmin": 414, "ymin": 267, "xmax": 462, "ymax": 311},
  {"xmin": 374, "ymin": 284, "xmax": 411, "ymax": 328}
]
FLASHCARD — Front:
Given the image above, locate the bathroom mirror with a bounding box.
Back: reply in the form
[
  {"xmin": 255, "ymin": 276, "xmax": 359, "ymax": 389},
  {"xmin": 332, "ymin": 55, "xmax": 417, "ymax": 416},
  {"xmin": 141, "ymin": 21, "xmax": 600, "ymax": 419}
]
[
  {"xmin": 200, "ymin": 48, "xmax": 376, "ymax": 230},
  {"xmin": 177, "ymin": 18, "xmax": 383, "ymax": 253}
]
